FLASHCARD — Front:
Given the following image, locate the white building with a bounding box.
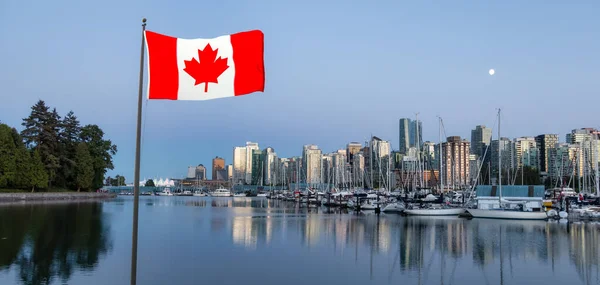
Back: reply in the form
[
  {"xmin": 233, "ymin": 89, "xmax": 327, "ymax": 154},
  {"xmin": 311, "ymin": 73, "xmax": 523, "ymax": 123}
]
[
  {"xmin": 232, "ymin": 142, "xmax": 260, "ymax": 184},
  {"xmin": 263, "ymin": 147, "xmax": 277, "ymax": 185},
  {"xmin": 514, "ymin": 137, "xmax": 539, "ymax": 169},
  {"xmin": 303, "ymin": 145, "xmax": 322, "ymax": 185}
]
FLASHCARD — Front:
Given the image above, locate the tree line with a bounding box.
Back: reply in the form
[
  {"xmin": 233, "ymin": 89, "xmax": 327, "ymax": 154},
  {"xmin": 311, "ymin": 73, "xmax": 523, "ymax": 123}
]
[{"xmin": 0, "ymin": 100, "xmax": 119, "ymax": 192}]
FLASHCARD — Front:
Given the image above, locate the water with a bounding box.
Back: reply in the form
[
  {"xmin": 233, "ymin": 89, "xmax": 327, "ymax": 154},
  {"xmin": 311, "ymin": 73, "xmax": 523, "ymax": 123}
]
[{"xmin": 0, "ymin": 197, "xmax": 599, "ymax": 285}]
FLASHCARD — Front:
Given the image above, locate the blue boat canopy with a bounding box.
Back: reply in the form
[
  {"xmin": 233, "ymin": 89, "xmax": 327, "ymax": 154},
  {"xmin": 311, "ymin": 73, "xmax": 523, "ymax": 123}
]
[{"xmin": 475, "ymin": 185, "xmax": 545, "ymax": 198}]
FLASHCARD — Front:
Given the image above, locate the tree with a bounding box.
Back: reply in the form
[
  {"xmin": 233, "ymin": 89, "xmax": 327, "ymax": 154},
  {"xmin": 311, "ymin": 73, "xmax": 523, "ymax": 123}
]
[
  {"xmin": 80, "ymin": 125, "xmax": 117, "ymax": 189},
  {"xmin": 0, "ymin": 124, "xmax": 17, "ymax": 187},
  {"xmin": 11, "ymin": 128, "xmax": 32, "ymax": 189},
  {"xmin": 145, "ymin": 179, "xmax": 155, "ymax": 187},
  {"xmin": 21, "ymin": 101, "xmax": 61, "ymax": 187},
  {"xmin": 75, "ymin": 143, "xmax": 94, "ymax": 192},
  {"xmin": 29, "ymin": 149, "xmax": 48, "ymax": 192},
  {"xmin": 57, "ymin": 111, "xmax": 81, "ymax": 188}
]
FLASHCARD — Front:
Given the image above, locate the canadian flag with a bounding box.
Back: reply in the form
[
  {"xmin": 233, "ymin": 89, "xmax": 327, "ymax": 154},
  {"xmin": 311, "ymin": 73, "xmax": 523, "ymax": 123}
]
[{"xmin": 144, "ymin": 30, "xmax": 264, "ymax": 100}]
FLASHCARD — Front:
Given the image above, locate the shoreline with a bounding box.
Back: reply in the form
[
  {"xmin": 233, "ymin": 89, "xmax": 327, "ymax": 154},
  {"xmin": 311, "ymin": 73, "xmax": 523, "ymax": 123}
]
[{"xmin": 0, "ymin": 192, "xmax": 117, "ymax": 202}]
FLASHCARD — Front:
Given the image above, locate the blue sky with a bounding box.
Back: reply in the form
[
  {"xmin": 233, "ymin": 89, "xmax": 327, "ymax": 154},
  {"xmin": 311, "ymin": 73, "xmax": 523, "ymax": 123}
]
[{"xmin": 1, "ymin": 1, "xmax": 598, "ymax": 181}]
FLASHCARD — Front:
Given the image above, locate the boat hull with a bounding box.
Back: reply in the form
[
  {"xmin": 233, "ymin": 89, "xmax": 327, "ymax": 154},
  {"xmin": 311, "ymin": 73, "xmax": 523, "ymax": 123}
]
[
  {"xmin": 467, "ymin": 209, "xmax": 548, "ymax": 220},
  {"xmin": 404, "ymin": 208, "xmax": 465, "ymax": 216},
  {"xmin": 211, "ymin": 193, "xmax": 231, "ymax": 197}
]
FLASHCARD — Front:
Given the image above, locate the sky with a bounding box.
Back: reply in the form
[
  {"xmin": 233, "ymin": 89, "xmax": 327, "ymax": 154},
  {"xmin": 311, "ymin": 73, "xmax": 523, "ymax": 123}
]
[{"xmin": 1, "ymin": 1, "xmax": 599, "ymax": 181}]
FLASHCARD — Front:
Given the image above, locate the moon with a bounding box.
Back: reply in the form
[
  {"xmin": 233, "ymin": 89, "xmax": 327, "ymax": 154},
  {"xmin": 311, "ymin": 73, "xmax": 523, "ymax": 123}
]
[{"xmin": 489, "ymin": 69, "xmax": 495, "ymax": 76}]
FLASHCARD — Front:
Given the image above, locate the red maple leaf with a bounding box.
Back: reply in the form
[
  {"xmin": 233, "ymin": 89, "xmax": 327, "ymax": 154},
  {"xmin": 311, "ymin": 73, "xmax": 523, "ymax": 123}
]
[{"xmin": 183, "ymin": 43, "xmax": 229, "ymax": 92}]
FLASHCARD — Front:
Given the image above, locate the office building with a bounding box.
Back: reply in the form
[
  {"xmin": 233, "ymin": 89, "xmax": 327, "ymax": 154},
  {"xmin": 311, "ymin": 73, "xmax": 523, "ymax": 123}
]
[
  {"xmin": 399, "ymin": 118, "xmax": 422, "ymax": 154},
  {"xmin": 303, "ymin": 145, "xmax": 322, "ymax": 185},
  {"xmin": 470, "ymin": 125, "xmax": 492, "ymax": 160},
  {"xmin": 212, "ymin": 157, "xmax": 225, "ymax": 180},
  {"xmin": 535, "ymin": 134, "xmax": 559, "ymax": 173}
]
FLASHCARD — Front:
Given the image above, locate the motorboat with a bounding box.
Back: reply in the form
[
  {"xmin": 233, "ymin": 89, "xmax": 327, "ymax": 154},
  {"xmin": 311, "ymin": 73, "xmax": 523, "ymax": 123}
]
[
  {"xmin": 193, "ymin": 190, "xmax": 208, "ymax": 197},
  {"xmin": 211, "ymin": 188, "xmax": 232, "ymax": 197},
  {"xmin": 156, "ymin": 188, "xmax": 174, "ymax": 196}
]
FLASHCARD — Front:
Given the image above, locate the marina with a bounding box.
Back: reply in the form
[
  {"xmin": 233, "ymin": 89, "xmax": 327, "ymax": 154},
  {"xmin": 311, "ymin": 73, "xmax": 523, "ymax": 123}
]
[{"xmin": 0, "ymin": 196, "xmax": 599, "ymax": 285}]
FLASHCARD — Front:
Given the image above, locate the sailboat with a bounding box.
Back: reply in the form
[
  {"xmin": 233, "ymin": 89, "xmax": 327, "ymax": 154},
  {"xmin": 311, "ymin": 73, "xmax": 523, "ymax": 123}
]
[
  {"xmin": 467, "ymin": 109, "xmax": 548, "ymax": 220},
  {"xmin": 404, "ymin": 116, "xmax": 465, "ymax": 216}
]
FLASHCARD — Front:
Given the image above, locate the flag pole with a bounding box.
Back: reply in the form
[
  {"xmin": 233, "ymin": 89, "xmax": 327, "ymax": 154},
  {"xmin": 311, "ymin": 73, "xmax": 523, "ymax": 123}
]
[{"xmin": 130, "ymin": 17, "xmax": 146, "ymax": 285}]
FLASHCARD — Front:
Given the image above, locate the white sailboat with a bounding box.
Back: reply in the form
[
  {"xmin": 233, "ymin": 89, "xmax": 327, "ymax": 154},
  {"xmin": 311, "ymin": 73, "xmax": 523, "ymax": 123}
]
[
  {"xmin": 404, "ymin": 116, "xmax": 465, "ymax": 216},
  {"xmin": 467, "ymin": 109, "xmax": 548, "ymax": 220}
]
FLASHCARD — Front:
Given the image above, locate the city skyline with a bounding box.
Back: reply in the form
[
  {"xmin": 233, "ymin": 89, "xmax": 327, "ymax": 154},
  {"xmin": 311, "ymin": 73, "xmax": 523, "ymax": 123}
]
[{"xmin": 1, "ymin": 1, "xmax": 598, "ymax": 180}]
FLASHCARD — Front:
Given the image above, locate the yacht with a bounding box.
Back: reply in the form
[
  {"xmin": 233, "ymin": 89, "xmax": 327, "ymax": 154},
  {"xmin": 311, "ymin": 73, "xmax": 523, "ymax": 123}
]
[
  {"xmin": 211, "ymin": 188, "xmax": 232, "ymax": 197},
  {"xmin": 157, "ymin": 188, "xmax": 174, "ymax": 196},
  {"xmin": 193, "ymin": 190, "xmax": 208, "ymax": 197}
]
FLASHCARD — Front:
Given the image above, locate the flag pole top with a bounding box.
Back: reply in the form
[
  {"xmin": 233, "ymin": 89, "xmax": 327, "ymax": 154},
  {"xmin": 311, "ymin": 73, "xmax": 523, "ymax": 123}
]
[{"xmin": 142, "ymin": 18, "xmax": 147, "ymax": 25}]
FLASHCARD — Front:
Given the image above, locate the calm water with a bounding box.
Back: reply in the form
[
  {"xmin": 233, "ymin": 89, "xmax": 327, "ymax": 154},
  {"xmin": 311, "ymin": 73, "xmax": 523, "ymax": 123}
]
[{"xmin": 0, "ymin": 197, "xmax": 599, "ymax": 285}]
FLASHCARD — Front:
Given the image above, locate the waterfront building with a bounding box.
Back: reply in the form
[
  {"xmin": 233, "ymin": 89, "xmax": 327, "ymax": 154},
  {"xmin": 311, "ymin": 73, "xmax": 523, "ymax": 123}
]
[
  {"xmin": 195, "ymin": 164, "xmax": 207, "ymax": 180},
  {"xmin": 566, "ymin": 128, "xmax": 600, "ymax": 178},
  {"xmin": 548, "ymin": 143, "xmax": 579, "ymax": 183},
  {"xmin": 263, "ymin": 147, "xmax": 277, "ymax": 185},
  {"xmin": 399, "ymin": 118, "xmax": 422, "ymax": 154},
  {"xmin": 212, "ymin": 156, "xmax": 225, "ymax": 180},
  {"xmin": 187, "ymin": 166, "xmax": 196, "ymax": 179},
  {"xmin": 233, "ymin": 142, "xmax": 260, "ymax": 184},
  {"xmin": 436, "ymin": 136, "xmax": 470, "ymax": 188},
  {"xmin": 303, "ymin": 145, "xmax": 322, "ymax": 185},
  {"xmin": 514, "ymin": 137, "xmax": 539, "ymax": 169},
  {"xmin": 535, "ymin": 134, "xmax": 559, "ymax": 173},
  {"xmin": 227, "ymin": 164, "xmax": 233, "ymax": 179},
  {"xmin": 470, "ymin": 125, "xmax": 492, "ymax": 161},
  {"xmin": 491, "ymin": 137, "xmax": 516, "ymax": 178}
]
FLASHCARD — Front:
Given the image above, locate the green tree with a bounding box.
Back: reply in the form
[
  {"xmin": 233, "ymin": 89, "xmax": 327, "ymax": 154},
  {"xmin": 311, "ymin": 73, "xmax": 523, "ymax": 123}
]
[
  {"xmin": 11, "ymin": 128, "xmax": 32, "ymax": 189},
  {"xmin": 0, "ymin": 124, "xmax": 17, "ymax": 187},
  {"xmin": 75, "ymin": 142, "xmax": 94, "ymax": 192},
  {"xmin": 80, "ymin": 125, "xmax": 117, "ymax": 189},
  {"xmin": 145, "ymin": 179, "xmax": 155, "ymax": 187},
  {"xmin": 21, "ymin": 101, "xmax": 62, "ymax": 187},
  {"xmin": 29, "ymin": 149, "xmax": 49, "ymax": 191},
  {"xmin": 57, "ymin": 111, "xmax": 81, "ymax": 188}
]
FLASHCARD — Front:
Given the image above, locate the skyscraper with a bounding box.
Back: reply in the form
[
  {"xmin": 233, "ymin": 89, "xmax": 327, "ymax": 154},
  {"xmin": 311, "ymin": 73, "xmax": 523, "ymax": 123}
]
[
  {"xmin": 491, "ymin": 137, "xmax": 516, "ymax": 177},
  {"xmin": 212, "ymin": 156, "xmax": 225, "ymax": 180},
  {"xmin": 195, "ymin": 164, "xmax": 207, "ymax": 180},
  {"xmin": 399, "ymin": 118, "xmax": 422, "ymax": 154},
  {"xmin": 232, "ymin": 142, "xmax": 260, "ymax": 184},
  {"xmin": 302, "ymin": 145, "xmax": 322, "ymax": 185},
  {"xmin": 535, "ymin": 134, "xmax": 559, "ymax": 173},
  {"xmin": 263, "ymin": 147, "xmax": 277, "ymax": 185},
  {"xmin": 470, "ymin": 125, "xmax": 492, "ymax": 160}
]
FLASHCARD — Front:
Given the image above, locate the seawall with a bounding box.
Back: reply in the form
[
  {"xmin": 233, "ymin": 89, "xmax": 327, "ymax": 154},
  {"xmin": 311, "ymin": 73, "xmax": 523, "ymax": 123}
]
[{"xmin": 0, "ymin": 192, "xmax": 117, "ymax": 202}]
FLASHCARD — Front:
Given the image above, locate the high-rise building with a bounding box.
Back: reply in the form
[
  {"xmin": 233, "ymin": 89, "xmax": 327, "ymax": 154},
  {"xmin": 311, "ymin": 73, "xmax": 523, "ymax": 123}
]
[
  {"xmin": 212, "ymin": 156, "xmax": 225, "ymax": 180},
  {"xmin": 227, "ymin": 164, "xmax": 233, "ymax": 179},
  {"xmin": 302, "ymin": 145, "xmax": 322, "ymax": 185},
  {"xmin": 346, "ymin": 142, "xmax": 362, "ymax": 162},
  {"xmin": 470, "ymin": 125, "xmax": 492, "ymax": 160},
  {"xmin": 491, "ymin": 137, "xmax": 516, "ymax": 176},
  {"xmin": 195, "ymin": 164, "xmax": 207, "ymax": 180},
  {"xmin": 535, "ymin": 134, "xmax": 559, "ymax": 173},
  {"xmin": 233, "ymin": 146, "xmax": 247, "ymax": 184},
  {"xmin": 514, "ymin": 137, "xmax": 539, "ymax": 169},
  {"xmin": 422, "ymin": 141, "xmax": 436, "ymax": 165},
  {"xmin": 399, "ymin": 118, "xmax": 422, "ymax": 154},
  {"xmin": 263, "ymin": 147, "xmax": 277, "ymax": 185},
  {"xmin": 566, "ymin": 128, "xmax": 600, "ymax": 178},
  {"xmin": 369, "ymin": 136, "xmax": 391, "ymax": 188},
  {"xmin": 187, "ymin": 166, "xmax": 196, "ymax": 179},
  {"xmin": 251, "ymin": 149, "xmax": 264, "ymax": 185},
  {"xmin": 548, "ymin": 143, "xmax": 578, "ymax": 181},
  {"xmin": 437, "ymin": 136, "xmax": 470, "ymax": 188}
]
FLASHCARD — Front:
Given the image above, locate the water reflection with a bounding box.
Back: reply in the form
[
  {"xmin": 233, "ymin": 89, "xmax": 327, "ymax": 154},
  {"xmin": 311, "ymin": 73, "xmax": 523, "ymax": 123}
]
[{"xmin": 0, "ymin": 202, "xmax": 112, "ymax": 285}]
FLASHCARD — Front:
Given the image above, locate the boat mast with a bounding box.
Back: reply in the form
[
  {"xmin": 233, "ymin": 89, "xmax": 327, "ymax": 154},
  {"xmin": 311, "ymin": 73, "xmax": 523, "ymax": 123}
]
[
  {"xmin": 593, "ymin": 133, "xmax": 600, "ymax": 197},
  {"xmin": 439, "ymin": 116, "xmax": 443, "ymax": 193},
  {"xmin": 498, "ymin": 108, "xmax": 502, "ymax": 204}
]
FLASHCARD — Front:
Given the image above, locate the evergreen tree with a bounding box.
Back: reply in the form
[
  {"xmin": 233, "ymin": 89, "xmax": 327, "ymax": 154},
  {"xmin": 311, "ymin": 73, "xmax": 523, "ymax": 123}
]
[
  {"xmin": 80, "ymin": 125, "xmax": 117, "ymax": 189},
  {"xmin": 11, "ymin": 128, "xmax": 31, "ymax": 189},
  {"xmin": 75, "ymin": 142, "xmax": 94, "ymax": 192},
  {"xmin": 29, "ymin": 149, "xmax": 49, "ymax": 192},
  {"xmin": 21, "ymin": 101, "xmax": 61, "ymax": 187},
  {"xmin": 0, "ymin": 124, "xmax": 17, "ymax": 187},
  {"xmin": 57, "ymin": 111, "xmax": 81, "ymax": 188}
]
